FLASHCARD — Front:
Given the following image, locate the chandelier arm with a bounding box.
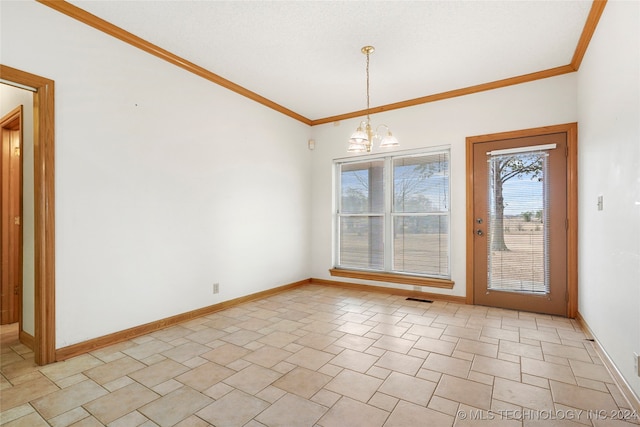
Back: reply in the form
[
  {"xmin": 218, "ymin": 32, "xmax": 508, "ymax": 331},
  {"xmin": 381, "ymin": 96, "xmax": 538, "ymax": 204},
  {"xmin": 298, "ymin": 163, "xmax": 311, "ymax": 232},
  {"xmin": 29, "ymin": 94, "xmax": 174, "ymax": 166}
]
[{"xmin": 376, "ymin": 124, "xmax": 390, "ymax": 134}]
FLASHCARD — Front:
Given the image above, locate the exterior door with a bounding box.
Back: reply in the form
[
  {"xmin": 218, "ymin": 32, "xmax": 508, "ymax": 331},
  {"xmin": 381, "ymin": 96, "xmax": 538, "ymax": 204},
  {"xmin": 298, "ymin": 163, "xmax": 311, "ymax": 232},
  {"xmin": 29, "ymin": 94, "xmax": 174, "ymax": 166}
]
[
  {"xmin": 472, "ymin": 132, "xmax": 568, "ymax": 316},
  {"xmin": 1, "ymin": 106, "xmax": 23, "ymax": 325}
]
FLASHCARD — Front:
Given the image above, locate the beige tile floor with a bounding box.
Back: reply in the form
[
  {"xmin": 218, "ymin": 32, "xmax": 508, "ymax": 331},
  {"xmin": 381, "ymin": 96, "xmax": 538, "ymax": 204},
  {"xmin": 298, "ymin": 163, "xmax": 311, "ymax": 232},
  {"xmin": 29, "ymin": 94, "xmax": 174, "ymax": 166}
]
[{"xmin": 1, "ymin": 284, "xmax": 638, "ymax": 426}]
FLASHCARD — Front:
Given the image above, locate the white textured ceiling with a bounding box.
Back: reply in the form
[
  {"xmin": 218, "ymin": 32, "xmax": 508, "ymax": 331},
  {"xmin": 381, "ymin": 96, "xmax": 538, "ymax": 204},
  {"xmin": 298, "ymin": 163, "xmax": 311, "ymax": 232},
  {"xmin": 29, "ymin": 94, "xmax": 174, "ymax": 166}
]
[{"xmin": 67, "ymin": 1, "xmax": 593, "ymax": 122}]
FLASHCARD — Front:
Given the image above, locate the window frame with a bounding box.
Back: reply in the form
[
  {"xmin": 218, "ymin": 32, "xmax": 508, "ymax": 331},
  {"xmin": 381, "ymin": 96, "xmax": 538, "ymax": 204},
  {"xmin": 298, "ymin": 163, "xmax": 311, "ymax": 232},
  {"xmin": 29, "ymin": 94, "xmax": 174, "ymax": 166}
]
[{"xmin": 332, "ymin": 147, "xmax": 454, "ymax": 289}]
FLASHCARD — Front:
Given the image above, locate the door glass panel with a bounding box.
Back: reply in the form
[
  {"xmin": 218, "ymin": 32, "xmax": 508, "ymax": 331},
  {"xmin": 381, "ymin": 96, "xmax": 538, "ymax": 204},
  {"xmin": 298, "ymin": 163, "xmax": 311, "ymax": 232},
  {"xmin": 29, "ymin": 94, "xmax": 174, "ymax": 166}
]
[{"xmin": 487, "ymin": 151, "xmax": 550, "ymax": 294}]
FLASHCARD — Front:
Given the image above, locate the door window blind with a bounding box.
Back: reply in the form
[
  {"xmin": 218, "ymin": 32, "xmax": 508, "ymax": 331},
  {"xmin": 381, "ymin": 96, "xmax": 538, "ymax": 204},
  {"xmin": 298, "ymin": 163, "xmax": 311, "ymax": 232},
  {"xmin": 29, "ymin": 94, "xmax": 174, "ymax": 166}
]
[{"xmin": 487, "ymin": 150, "xmax": 550, "ymax": 294}]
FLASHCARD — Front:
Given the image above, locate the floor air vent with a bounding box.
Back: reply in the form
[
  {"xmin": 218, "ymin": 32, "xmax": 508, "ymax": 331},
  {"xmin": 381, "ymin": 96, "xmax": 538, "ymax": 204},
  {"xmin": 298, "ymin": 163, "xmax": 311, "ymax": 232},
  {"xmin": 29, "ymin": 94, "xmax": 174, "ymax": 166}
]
[{"xmin": 406, "ymin": 297, "xmax": 433, "ymax": 303}]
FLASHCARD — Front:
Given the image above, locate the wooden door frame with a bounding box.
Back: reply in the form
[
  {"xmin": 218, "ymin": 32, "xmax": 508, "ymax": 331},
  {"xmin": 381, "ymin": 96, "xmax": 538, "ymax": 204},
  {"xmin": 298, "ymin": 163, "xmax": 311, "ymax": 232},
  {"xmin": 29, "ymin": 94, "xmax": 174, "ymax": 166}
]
[
  {"xmin": 466, "ymin": 123, "xmax": 578, "ymax": 318},
  {"xmin": 1, "ymin": 105, "xmax": 24, "ymax": 326},
  {"xmin": 0, "ymin": 65, "xmax": 56, "ymax": 364}
]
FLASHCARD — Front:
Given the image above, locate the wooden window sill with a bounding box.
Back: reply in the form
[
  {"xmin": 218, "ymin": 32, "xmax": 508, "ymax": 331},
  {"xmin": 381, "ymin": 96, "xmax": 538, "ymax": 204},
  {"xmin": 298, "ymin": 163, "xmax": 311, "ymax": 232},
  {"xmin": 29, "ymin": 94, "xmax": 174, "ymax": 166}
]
[{"xmin": 329, "ymin": 268, "xmax": 454, "ymax": 289}]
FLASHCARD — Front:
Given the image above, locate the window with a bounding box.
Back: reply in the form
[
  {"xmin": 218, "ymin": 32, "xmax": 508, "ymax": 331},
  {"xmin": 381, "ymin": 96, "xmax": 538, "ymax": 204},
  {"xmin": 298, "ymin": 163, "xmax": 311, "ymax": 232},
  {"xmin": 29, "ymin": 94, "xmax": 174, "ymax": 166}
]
[{"xmin": 334, "ymin": 149, "xmax": 451, "ymax": 280}]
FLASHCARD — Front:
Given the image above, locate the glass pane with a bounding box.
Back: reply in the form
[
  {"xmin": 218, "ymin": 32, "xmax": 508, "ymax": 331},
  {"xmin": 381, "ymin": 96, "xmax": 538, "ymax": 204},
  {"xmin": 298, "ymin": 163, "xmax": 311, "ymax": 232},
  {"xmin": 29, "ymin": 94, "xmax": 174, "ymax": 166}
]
[
  {"xmin": 340, "ymin": 216, "xmax": 384, "ymax": 269},
  {"xmin": 393, "ymin": 215, "xmax": 449, "ymax": 276},
  {"xmin": 393, "ymin": 153, "xmax": 449, "ymax": 213},
  {"xmin": 340, "ymin": 160, "xmax": 384, "ymax": 214},
  {"xmin": 487, "ymin": 152, "xmax": 549, "ymax": 294}
]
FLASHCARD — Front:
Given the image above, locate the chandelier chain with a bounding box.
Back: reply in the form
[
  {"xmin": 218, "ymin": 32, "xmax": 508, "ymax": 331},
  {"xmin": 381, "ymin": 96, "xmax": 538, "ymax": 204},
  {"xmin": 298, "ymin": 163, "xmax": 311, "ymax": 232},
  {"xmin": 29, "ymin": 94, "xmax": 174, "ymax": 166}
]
[{"xmin": 366, "ymin": 50, "xmax": 370, "ymax": 122}]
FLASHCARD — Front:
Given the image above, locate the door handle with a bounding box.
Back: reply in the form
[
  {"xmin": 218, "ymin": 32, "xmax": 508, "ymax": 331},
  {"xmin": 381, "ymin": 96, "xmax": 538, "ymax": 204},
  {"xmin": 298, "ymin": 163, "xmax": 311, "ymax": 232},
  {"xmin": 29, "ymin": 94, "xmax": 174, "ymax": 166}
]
[{"xmin": 476, "ymin": 229, "xmax": 483, "ymax": 236}]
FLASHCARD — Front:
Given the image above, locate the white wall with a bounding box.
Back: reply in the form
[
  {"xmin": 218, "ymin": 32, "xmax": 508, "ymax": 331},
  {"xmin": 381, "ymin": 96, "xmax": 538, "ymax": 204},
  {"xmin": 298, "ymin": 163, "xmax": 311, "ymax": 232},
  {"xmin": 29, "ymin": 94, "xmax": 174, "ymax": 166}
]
[
  {"xmin": 577, "ymin": 0, "xmax": 640, "ymax": 399},
  {"xmin": 1, "ymin": 2, "xmax": 312, "ymax": 348},
  {"xmin": 310, "ymin": 74, "xmax": 578, "ymax": 296},
  {"xmin": 0, "ymin": 84, "xmax": 35, "ymax": 335}
]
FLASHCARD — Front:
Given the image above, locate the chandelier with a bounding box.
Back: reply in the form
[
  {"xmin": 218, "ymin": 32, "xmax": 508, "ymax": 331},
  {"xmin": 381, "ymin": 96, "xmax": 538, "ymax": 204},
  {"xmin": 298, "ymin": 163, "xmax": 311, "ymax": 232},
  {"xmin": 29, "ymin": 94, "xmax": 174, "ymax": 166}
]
[{"xmin": 347, "ymin": 46, "xmax": 399, "ymax": 153}]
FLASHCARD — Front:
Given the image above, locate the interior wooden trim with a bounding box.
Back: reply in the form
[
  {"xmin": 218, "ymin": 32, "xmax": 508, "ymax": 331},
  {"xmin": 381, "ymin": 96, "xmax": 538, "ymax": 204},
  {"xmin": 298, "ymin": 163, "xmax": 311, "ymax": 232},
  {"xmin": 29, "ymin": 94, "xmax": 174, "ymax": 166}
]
[
  {"xmin": 566, "ymin": 124, "xmax": 579, "ymax": 318},
  {"xmin": 329, "ymin": 268, "xmax": 454, "ymax": 289},
  {"xmin": 19, "ymin": 330, "xmax": 35, "ymax": 350},
  {"xmin": 311, "ymin": 65, "xmax": 575, "ymax": 126},
  {"xmin": 576, "ymin": 312, "xmax": 640, "ymax": 412},
  {"xmin": 312, "ymin": 278, "xmax": 466, "ymax": 304},
  {"xmin": 465, "ymin": 123, "xmax": 577, "ymax": 144},
  {"xmin": 465, "ymin": 123, "xmax": 578, "ymax": 317},
  {"xmin": 56, "ymin": 278, "xmax": 311, "ymax": 361},
  {"xmin": 0, "ymin": 105, "xmax": 23, "ymax": 126},
  {"xmin": 38, "ymin": 1, "xmax": 604, "ymax": 128},
  {"xmin": 35, "ymin": 0, "xmax": 312, "ymax": 126},
  {"xmin": 465, "ymin": 136, "xmax": 476, "ymax": 306},
  {"xmin": 571, "ymin": 0, "xmax": 608, "ymax": 70},
  {"xmin": 0, "ymin": 65, "xmax": 56, "ymax": 365},
  {"xmin": 1, "ymin": 105, "xmax": 24, "ymax": 326}
]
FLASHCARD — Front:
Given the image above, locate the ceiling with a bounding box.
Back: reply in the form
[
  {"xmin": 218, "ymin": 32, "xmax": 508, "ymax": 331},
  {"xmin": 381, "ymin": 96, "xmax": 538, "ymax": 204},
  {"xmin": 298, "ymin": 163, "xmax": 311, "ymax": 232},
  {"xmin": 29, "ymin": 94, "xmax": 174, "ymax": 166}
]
[{"xmin": 63, "ymin": 1, "xmax": 595, "ymax": 124}]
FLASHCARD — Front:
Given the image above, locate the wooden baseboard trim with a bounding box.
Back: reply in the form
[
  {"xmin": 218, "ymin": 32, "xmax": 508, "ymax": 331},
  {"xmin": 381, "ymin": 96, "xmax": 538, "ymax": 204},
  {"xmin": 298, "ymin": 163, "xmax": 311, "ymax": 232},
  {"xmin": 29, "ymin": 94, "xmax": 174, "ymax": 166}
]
[
  {"xmin": 19, "ymin": 329, "xmax": 35, "ymax": 350},
  {"xmin": 310, "ymin": 278, "xmax": 467, "ymax": 305},
  {"xmin": 55, "ymin": 276, "xmax": 468, "ymax": 362},
  {"xmin": 55, "ymin": 278, "xmax": 311, "ymax": 361},
  {"xmin": 575, "ymin": 311, "xmax": 640, "ymax": 412}
]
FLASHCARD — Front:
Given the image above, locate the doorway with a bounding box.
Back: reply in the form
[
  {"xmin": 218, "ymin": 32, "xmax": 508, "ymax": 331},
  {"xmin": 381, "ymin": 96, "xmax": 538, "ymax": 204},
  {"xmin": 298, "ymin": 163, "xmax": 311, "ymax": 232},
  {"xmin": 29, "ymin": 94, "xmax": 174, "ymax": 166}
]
[
  {"xmin": 0, "ymin": 65, "xmax": 56, "ymax": 364},
  {"xmin": 466, "ymin": 124, "xmax": 578, "ymax": 317}
]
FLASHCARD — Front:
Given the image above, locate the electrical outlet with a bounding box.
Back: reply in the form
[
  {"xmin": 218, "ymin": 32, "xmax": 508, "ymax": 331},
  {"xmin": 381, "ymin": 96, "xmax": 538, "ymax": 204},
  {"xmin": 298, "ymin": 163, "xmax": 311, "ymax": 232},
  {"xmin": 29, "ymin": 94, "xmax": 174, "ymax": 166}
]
[
  {"xmin": 634, "ymin": 352, "xmax": 639, "ymax": 377},
  {"xmin": 213, "ymin": 283, "xmax": 219, "ymax": 294},
  {"xmin": 413, "ymin": 285, "xmax": 421, "ymax": 292}
]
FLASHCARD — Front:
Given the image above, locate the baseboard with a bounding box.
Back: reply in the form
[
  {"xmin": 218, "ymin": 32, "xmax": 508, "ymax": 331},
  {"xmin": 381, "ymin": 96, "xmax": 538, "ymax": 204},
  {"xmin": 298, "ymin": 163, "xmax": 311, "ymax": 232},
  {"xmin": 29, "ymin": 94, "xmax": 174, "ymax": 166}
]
[
  {"xmin": 576, "ymin": 311, "xmax": 640, "ymax": 413},
  {"xmin": 310, "ymin": 277, "xmax": 467, "ymax": 304},
  {"xmin": 55, "ymin": 277, "xmax": 467, "ymax": 362},
  {"xmin": 19, "ymin": 329, "xmax": 34, "ymax": 350},
  {"xmin": 55, "ymin": 278, "xmax": 311, "ymax": 361}
]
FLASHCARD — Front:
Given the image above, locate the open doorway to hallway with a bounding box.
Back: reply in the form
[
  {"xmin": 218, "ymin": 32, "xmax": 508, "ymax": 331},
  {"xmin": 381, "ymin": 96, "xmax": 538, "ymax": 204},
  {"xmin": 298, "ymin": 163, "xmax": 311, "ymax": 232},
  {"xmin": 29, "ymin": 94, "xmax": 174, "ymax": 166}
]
[
  {"xmin": 1, "ymin": 88, "xmax": 33, "ymax": 349},
  {"xmin": 1, "ymin": 65, "xmax": 56, "ymax": 365}
]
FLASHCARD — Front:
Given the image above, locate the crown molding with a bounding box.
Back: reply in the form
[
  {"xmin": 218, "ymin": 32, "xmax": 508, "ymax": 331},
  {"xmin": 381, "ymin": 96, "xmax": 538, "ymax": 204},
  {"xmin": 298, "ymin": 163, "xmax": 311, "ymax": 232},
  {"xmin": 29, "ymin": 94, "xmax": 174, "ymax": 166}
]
[
  {"xmin": 37, "ymin": 0, "xmax": 606, "ymax": 127},
  {"xmin": 36, "ymin": 0, "xmax": 312, "ymax": 125}
]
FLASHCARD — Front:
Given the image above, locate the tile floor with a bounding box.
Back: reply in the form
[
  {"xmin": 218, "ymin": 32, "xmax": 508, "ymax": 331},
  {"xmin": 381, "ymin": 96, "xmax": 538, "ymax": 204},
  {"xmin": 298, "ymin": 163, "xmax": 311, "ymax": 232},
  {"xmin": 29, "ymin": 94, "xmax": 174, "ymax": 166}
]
[{"xmin": 1, "ymin": 284, "xmax": 638, "ymax": 426}]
